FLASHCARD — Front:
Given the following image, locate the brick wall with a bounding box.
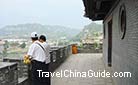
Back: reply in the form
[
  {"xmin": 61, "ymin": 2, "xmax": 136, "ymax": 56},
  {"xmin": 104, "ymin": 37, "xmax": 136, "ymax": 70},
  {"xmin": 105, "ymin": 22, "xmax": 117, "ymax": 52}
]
[{"xmin": 103, "ymin": 0, "xmax": 138, "ymax": 85}]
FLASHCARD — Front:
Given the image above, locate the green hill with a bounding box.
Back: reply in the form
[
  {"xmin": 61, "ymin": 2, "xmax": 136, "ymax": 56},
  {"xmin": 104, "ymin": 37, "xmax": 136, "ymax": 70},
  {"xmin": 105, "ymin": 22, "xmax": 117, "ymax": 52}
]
[
  {"xmin": 0, "ymin": 23, "xmax": 81, "ymax": 40},
  {"xmin": 73, "ymin": 23, "xmax": 103, "ymax": 41}
]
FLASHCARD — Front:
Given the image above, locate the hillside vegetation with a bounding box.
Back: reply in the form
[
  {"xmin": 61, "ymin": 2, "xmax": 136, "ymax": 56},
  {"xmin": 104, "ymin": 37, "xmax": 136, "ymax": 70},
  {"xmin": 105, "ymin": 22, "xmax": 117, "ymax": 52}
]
[
  {"xmin": 73, "ymin": 23, "xmax": 103, "ymax": 41},
  {"xmin": 0, "ymin": 23, "xmax": 80, "ymax": 40}
]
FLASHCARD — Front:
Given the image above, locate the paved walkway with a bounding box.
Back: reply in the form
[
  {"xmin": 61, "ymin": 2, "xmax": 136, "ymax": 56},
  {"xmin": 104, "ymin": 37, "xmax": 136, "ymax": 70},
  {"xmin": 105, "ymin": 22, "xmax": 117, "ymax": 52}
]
[{"xmin": 51, "ymin": 53, "xmax": 113, "ymax": 85}]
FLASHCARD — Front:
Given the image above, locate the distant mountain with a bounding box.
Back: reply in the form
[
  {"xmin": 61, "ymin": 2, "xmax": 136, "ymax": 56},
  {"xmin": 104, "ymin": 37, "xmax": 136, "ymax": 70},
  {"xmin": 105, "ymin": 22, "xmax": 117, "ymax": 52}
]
[
  {"xmin": 73, "ymin": 23, "xmax": 103, "ymax": 41},
  {"xmin": 0, "ymin": 23, "xmax": 81, "ymax": 40}
]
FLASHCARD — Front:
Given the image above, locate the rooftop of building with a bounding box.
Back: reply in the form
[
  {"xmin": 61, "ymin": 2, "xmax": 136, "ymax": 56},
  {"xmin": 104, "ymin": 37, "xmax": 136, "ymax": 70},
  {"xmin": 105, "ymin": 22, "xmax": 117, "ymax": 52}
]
[{"xmin": 82, "ymin": 0, "xmax": 116, "ymax": 20}]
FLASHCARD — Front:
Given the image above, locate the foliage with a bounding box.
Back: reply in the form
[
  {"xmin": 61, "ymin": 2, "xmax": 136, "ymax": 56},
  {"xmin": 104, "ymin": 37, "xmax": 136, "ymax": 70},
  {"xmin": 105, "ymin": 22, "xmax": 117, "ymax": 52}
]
[
  {"xmin": 2, "ymin": 50, "xmax": 7, "ymax": 57},
  {"xmin": 10, "ymin": 42, "xmax": 20, "ymax": 47},
  {"xmin": 20, "ymin": 42, "xmax": 26, "ymax": 49},
  {"xmin": 2, "ymin": 41, "xmax": 9, "ymax": 57},
  {"xmin": 73, "ymin": 22, "xmax": 102, "ymax": 41},
  {"xmin": 0, "ymin": 23, "xmax": 81, "ymax": 40},
  {"xmin": 93, "ymin": 42, "xmax": 99, "ymax": 49}
]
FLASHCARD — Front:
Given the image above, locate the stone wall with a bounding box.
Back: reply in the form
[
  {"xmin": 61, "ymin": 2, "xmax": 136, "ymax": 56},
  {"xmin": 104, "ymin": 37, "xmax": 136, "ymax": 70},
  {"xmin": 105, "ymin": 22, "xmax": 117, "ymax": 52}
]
[
  {"xmin": 0, "ymin": 62, "xmax": 18, "ymax": 85},
  {"xmin": 3, "ymin": 57, "xmax": 29, "ymax": 85},
  {"xmin": 103, "ymin": 0, "xmax": 138, "ymax": 85},
  {"xmin": 49, "ymin": 45, "xmax": 72, "ymax": 72},
  {"xmin": 2, "ymin": 45, "xmax": 72, "ymax": 85},
  {"xmin": 78, "ymin": 43, "xmax": 103, "ymax": 53}
]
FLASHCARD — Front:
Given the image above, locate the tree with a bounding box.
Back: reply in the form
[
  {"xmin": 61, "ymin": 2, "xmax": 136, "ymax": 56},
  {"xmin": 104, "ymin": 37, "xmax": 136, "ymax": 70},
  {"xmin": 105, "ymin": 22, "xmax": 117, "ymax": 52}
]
[
  {"xmin": 10, "ymin": 42, "xmax": 19, "ymax": 47},
  {"xmin": 93, "ymin": 42, "xmax": 99, "ymax": 49},
  {"xmin": 4, "ymin": 40, "xmax": 9, "ymax": 48},
  {"xmin": 20, "ymin": 42, "xmax": 26, "ymax": 49},
  {"xmin": 2, "ymin": 49, "xmax": 7, "ymax": 58},
  {"xmin": 2, "ymin": 40, "xmax": 9, "ymax": 58}
]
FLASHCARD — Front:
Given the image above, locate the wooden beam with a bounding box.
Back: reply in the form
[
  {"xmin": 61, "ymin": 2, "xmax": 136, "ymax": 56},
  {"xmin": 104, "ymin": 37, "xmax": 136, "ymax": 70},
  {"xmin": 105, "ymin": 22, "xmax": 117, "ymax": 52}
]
[
  {"xmin": 82, "ymin": 0, "xmax": 115, "ymax": 20},
  {"xmin": 96, "ymin": 1, "xmax": 102, "ymax": 10},
  {"xmin": 94, "ymin": 0, "xmax": 112, "ymax": 1}
]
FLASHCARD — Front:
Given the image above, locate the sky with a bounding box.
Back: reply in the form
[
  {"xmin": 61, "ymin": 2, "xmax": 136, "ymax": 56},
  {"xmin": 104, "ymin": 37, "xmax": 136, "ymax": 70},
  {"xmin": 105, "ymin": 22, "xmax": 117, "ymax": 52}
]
[{"xmin": 0, "ymin": 0, "xmax": 102, "ymax": 29}]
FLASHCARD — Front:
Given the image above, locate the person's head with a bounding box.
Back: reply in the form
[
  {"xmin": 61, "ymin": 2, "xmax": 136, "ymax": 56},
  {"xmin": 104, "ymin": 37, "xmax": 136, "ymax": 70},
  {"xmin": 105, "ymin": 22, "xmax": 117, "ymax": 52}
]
[
  {"xmin": 31, "ymin": 32, "xmax": 38, "ymax": 42},
  {"xmin": 39, "ymin": 35, "xmax": 46, "ymax": 43}
]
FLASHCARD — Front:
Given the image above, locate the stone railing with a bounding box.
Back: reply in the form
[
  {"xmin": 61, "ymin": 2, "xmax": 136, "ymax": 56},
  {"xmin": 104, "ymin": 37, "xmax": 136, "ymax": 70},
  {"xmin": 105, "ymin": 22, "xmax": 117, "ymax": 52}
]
[
  {"xmin": 2, "ymin": 45, "xmax": 72, "ymax": 85},
  {"xmin": 0, "ymin": 62, "xmax": 18, "ymax": 85},
  {"xmin": 49, "ymin": 45, "xmax": 72, "ymax": 71},
  {"xmin": 3, "ymin": 56, "xmax": 29, "ymax": 85}
]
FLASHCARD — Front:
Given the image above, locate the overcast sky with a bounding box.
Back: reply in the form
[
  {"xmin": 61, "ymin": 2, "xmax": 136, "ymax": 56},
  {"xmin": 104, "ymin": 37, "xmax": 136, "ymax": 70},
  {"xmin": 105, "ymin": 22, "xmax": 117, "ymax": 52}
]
[{"xmin": 0, "ymin": 0, "xmax": 102, "ymax": 29}]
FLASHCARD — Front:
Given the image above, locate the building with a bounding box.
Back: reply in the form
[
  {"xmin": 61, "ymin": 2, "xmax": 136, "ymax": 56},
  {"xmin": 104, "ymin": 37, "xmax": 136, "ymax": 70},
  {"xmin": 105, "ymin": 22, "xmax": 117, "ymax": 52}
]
[
  {"xmin": 3, "ymin": 39, "xmax": 28, "ymax": 44},
  {"xmin": 82, "ymin": 0, "xmax": 138, "ymax": 85}
]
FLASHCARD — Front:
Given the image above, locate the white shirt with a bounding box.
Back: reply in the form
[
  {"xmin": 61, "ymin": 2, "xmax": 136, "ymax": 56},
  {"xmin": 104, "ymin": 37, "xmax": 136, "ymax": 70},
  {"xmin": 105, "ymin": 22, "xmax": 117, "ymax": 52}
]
[
  {"xmin": 41, "ymin": 42, "xmax": 51, "ymax": 64},
  {"xmin": 27, "ymin": 41, "xmax": 51, "ymax": 64}
]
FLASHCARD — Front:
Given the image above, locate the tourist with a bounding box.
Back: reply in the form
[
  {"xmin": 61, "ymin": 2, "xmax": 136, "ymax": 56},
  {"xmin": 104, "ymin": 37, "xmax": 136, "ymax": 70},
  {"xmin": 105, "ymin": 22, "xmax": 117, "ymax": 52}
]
[
  {"xmin": 39, "ymin": 35, "xmax": 51, "ymax": 85},
  {"xmin": 25, "ymin": 32, "xmax": 51, "ymax": 85}
]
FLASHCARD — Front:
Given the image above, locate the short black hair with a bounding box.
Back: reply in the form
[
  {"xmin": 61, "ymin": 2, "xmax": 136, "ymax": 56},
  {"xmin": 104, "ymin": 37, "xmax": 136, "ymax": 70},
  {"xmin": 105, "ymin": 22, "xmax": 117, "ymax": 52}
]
[
  {"xmin": 39, "ymin": 35, "xmax": 46, "ymax": 41},
  {"xmin": 31, "ymin": 37, "xmax": 38, "ymax": 41}
]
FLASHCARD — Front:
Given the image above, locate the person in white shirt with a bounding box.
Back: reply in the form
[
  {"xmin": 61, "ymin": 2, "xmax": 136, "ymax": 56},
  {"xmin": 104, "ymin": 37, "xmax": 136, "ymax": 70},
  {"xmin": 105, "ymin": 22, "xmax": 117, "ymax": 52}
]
[
  {"xmin": 26, "ymin": 32, "xmax": 51, "ymax": 85},
  {"xmin": 39, "ymin": 35, "xmax": 51, "ymax": 85},
  {"xmin": 39, "ymin": 35, "xmax": 51, "ymax": 64}
]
